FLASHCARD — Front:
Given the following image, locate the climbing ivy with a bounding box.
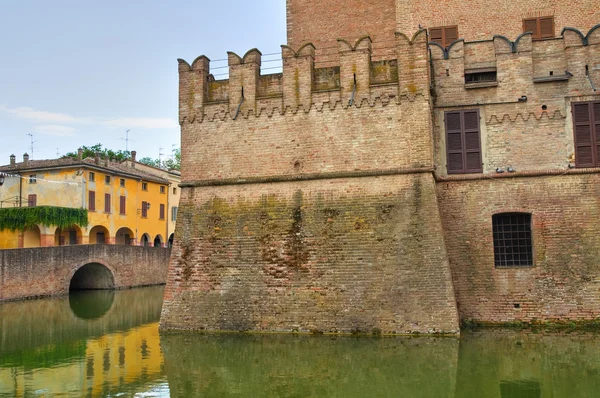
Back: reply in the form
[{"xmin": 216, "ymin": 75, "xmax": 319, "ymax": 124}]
[{"xmin": 0, "ymin": 206, "xmax": 88, "ymax": 231}]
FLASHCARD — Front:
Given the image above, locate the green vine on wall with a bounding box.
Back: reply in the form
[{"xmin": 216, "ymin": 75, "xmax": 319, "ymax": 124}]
[{"xmin": 0, "ymin": 206, "xmax": 88, "ymax": 231}]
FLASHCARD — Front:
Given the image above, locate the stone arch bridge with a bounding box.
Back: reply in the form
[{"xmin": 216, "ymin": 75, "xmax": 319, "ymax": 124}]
[{"xmin": 0, "ymin": 245, "xmax": 170, "ymax": 301}]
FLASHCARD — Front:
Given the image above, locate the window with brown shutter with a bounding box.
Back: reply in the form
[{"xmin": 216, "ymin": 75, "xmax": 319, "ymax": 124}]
[
  {"xmin": 159, "ymin": 204, "xmax": 165, "ymax": 220},
  {"xmin": 523, "ymin": 16, "xmax": 554, "ymax": 40},
  {"xmin": 429, "ymin": 25, "xmax": 459, "ymax": 47},
  {"xmin": 445, "ymin": 110, "xmax": 483, "ymax": 174},
  {"xmin": 141, "ymin": 201, "xmax": 148, "ymax": 218},
  {"xmin": 89, "ymin": 191, "xmax": 96, "ymax": 211},
  {"xmin": 104, "ymin": 193, "xmax": 111, "ymax": 213},
  {"xmin": 28, "ymin": 194, "xmax": 37, "ymax": 207},
  {"xmin": 573, "ymin": 101, "xmax": 600, "ymax": 167},
  {"xmin": 119, "ymin": 195, "xmax": 126, "ymax": 215}
]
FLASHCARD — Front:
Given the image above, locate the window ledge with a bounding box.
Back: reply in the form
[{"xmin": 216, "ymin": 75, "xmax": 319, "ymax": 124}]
[
  {"xmin": 533, "ymin": 75, "xmax": 571, "ymax": 83},
  {"xmin": 465, "ymin": 82, "xmax": 498, "ymax": 89}
]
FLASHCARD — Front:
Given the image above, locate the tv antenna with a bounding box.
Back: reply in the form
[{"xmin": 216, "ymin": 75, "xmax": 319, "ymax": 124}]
[
  {"xmin": 25, "ymin": 133, "xmax": 36, "ymax": 158},
  {"xmin": 122, "ymin": 129, "xmax": 134, "ymax": 152},
  {"xmin": 158, "ymin": 146, "xmax": 165, "ymax": 163}
]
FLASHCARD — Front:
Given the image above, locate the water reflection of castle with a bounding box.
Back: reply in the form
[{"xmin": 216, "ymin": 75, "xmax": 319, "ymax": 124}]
[{"xmin": 0, "ymin": 287, "xmax": 166, "ymax": 397}]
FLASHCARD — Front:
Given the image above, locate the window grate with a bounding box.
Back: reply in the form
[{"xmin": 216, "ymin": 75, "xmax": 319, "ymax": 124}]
[{"xmin": 493, "ymin": 213, "xmax": 533, "ymax": 267}]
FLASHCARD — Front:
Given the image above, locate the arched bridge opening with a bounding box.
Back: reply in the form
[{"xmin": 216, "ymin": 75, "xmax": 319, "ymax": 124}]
[{"xmin": 69, "ymin": 263, "xmax": 115, "ymax": 291}]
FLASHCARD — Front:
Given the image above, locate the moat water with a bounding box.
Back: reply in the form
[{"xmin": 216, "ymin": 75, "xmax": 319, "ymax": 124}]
[{"xmin": 1, "ymin": 286, "xmax": 600, "ymax": 397}]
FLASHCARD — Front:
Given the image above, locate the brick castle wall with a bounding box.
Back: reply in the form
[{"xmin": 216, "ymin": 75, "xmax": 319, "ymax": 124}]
[
  {"xmin": 165, "ymin": 0, "xmax": 600, "ymax": 330},
  {"xmin": 286, "ymin": 0, "xmax": 397, "ymax": 67},
  {"xmin": 397, "ymin": 0, "xmax": 600, "ymax": 42},
  {"xmin": 162, "ymin": 32, "xmax": 461, "ymax": 334},
  {"xmin": 438, "ymin": 174, "xmax": 600, "ymax": 323},
  {"xmin": 286, "ymin": 0, "xmax": 600, "ymax": 52},
  {"xmin": 161, "ymin": 174, "xmax": 459, "ymax": 334}
]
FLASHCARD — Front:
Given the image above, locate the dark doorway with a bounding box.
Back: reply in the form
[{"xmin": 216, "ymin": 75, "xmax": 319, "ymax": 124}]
[
  {"xmin": 70, "ymin": 263, "xmax": 115, "ymax": 291},
  {"xmin": 69, "ymin": 230, "xmax": 77, "ymax": 245},
  {"xmin": 96, "ymin": 232, "xmax": 106, "ymax": 244}
]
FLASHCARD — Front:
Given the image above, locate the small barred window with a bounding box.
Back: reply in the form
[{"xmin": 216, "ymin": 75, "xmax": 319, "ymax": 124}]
[{"xmin": 493, "ymin": 213, "xmax": 533, "ymax": 267}]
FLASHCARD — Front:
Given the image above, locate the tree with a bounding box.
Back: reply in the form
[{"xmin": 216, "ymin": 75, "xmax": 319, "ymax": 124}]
[
  {"xmin": 138, "ymin": 157, "xmax": 161, "ymax": 168},
  {"xmin": 137, "ymin": 149, "xmax": 180, "ymax": 171},
  {"xmin": 64, "ymin": 144, "xmax": 131, "ymax": 162},
  {"xmin": 162, "ymin": 148, "xmax": 181, "ymax": 171},
  {"xmin": 64, "ymin": 144, "xmax": 181, "ymax": 171}
]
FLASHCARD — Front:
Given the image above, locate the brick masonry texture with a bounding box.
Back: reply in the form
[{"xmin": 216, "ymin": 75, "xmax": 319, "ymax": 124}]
[
  {"xmin": 287, "ymin": 0, "xmax": 397, "ymax": 66},
  {"xmin": 161, "ymin": 174, "xmax": 459, "ymax": 334},
  {"xmin": 438, "ymin": 174, "xmax": 600, "ymax": 324},
  {"xmin": 0, "ymin": 245, "xmax": 170, "ymax": 301},
  {"xmin": 287, "ymin": 0, "xmax": 600, "ymax": 55},
  {"xmin": 164, "ymin": 1, "xmax": 600, "ymax": 332}
]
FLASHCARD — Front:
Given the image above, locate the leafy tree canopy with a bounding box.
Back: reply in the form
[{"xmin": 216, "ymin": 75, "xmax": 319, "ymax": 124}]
[
  {"xmin": 64, "ymin": 144, "xmax": 180, "ymax": 171},
  {"xmin": 138, "ymin": 148, "xmax": 180, "ymax": 171},
  {"xmin": 64, "ymin": 144, "xmax": 131, "ymax": 162}
]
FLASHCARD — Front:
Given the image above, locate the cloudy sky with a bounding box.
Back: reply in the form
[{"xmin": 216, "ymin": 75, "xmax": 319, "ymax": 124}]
[{"xmin": 0, "ymin": 0, "xmax": 286, "ymax": 164}]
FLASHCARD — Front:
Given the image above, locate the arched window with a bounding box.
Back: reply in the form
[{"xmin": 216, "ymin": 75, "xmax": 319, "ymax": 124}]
[{"xmin": 492, "ymin": 213, "xmax": 533, "ymax": 267}]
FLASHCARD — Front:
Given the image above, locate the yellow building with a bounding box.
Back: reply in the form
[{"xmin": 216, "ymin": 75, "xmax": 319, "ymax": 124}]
[
  {"xmin": 121, "ymin": 152, "xmax": 181, "ymax": 247},
  {"xmin": 0, "ymin": 151, "xmax": 171, "ymax": 248}
]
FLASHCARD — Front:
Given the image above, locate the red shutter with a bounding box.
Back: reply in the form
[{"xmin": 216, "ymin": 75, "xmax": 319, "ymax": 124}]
[
  {"xmin": 463, "ymin": 110, "xmax": 482, "ymax": 172},
  {"xmin": 119, "ymin": 195, "xmax": 126, "ymax": 215},
  {"xmin": 444, "ymin": 26, "xmax": 458, "ymax": 45},
  {"xmin": 446, "ymin": 111, "xmax": 464, "ymax": 173},
  {"xmin": 142, "ymin": 201, "xmax": 148, "ymax": 218},
  {"xmin": 573, "ymin": 102, "xmax": 594, "ymax": 167},
  {"xmin": 446, "ymin": 110, "xmax": 482, "ymax": 174},
  {"xmin": 104, "ymin": 193, "xmax": 111, "ymax": 213},
  {"xmin": 429, "ymin": 28, "xmax": 443, "ymax": 45},
  {"xmin": 539, "ymin": 17, "xmax": 554, "ymax": 38},
  {"xmin": 523, "ymin": 18, "xmax": 538, "ymax": 38},
  {"xmin": 89, "ymin": 191, "xmax": 95, "ymax": 211},
  {"xmin": 28, "ymin": 194, "xmax": 37, "ymax": 207},
  {"xmin": 159, "ymin": 204, "xmax": 165, "ymax": 220}
]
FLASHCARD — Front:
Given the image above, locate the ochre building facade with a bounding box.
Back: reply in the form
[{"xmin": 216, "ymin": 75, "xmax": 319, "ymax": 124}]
[{"xmin": 161, "ymin": 0, "xmax": 600, "ymax": 334}]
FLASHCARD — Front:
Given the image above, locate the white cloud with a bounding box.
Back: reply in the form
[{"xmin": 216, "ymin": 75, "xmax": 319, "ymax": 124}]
[
  {"xmin": 0, "ymin": 105, "xmax": 80, "ymax": 124},
  {"xmin": 0, "ymin": 104, "xmax": 178, "ymax": 131},
  {"xmin": 34, "ymin": 124, "xmax": 77, "ymax": 137},
  {"xmin": 102, "ymin": 117, "xmax": 178, "ymax": 129}
]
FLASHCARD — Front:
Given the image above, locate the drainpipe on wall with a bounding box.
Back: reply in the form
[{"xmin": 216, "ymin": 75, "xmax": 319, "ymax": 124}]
[
  {"xmin": 166, "ymin": 181, "xmax": 170, "ymax": 248},
  {"xmin": 18, "ymin": 173, "xmax": 22, "ymax": 207}
]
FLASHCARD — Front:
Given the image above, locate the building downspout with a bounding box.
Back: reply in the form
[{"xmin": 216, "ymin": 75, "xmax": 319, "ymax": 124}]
[
  {"xmin": 586, "ymin": 65, "xmax": 597, "ymax": 91},
  {"xmin": 18, "ymin": 174, "xmax": 22, "ymax": 207},
  {"xmin": 166, "ymin": 182, "xmax": 170, "ymax": 248}
]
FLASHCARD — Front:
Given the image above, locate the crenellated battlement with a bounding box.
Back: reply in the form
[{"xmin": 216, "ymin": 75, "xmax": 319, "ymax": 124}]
[
  {"xmin": 430, "ymin": 25, "xmax": 600, "ymax": 109},
  {"xmin": 178, "ymin": 31, "xmax": 430, "ymax": 124}
]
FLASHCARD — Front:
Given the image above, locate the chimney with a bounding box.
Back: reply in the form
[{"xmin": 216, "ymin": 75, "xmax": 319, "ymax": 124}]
[
  {"xmin": 77, "ymin": 148, "xmax": 83, "ymax": 160},
  {"xmin": 104, "ymin": 158, "xmax": 109, "ymax": 167},
  {"xmin": 131, "ymin": 151, "xmax": 137, "ymax": 168},
  {"xmin": 23, "ymin": 153, "xmax": 29, "ymax": 165},
  {"xmin": 10, "ymin": 154, "xmax": 15, "ymax": 166},
  {"xmin": 94, "ymin": 152, "xmax": 100, "ymax": 165}
]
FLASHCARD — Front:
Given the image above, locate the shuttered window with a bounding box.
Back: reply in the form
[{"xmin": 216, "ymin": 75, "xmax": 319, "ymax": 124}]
[
  {"xmin": 141, "ymin": 201, "xmax": 148, "ymax": 218},
  {"xmin": 28, "ymin": 194, "xmax": 37, "ymax": 207},
  {"xmin": 429, "ymin": 26, "xmax": 458, "ymax": 47},
  {"xmin": 573, "ymin": 101, "xmax": 600, "ymax": 167},
  {"xmin": 445, "ymin": 110, "xmax": 483, "ymax": 174},
  {"xmin": 119, "ymin": 195, "xmax": 126, "ymax": 215},
  {"xmin": 172, "ymin": 206, "xmax": 178, "ymax": 222},
  {"xmin": 523, "ymin": 17, "xmax": 554, "ymax": 40},
  {"xmin": 89, "ymin": 191, "xmax": 96, "ymax": 211},
  {"xmin": 104, "ymin": 193, "xmax": 111, "ymax": 213},
  {"xmin": 159, "ymin": 204, "xmax": 165, "ymax": 220}
]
